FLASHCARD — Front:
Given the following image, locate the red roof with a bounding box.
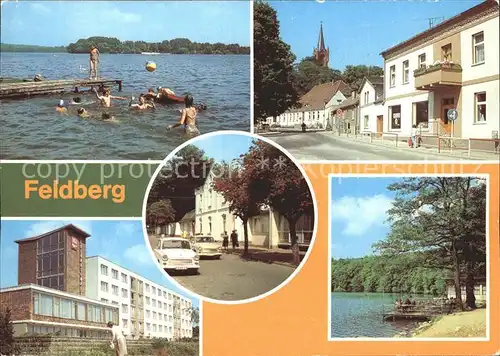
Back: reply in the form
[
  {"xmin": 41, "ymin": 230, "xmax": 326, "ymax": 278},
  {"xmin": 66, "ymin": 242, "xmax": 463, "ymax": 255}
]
[
  {"xmin": 15, "ymin": 224, "xmax": 91, "ymax": 244},
  {"xmin": 292, "ymin": 80, "xmax": 352, "ymax": 111}
]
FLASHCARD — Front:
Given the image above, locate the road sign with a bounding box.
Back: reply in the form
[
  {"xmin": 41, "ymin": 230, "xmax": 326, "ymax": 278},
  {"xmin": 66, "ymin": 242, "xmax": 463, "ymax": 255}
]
[{"xmin": 447, "ymin": 109, "xmax": 458, "ymax": 122}]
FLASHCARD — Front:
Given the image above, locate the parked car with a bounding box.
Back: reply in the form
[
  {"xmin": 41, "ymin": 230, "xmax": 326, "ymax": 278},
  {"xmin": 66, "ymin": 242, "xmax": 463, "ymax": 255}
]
[
  {"xmin": 154, "ymin": 237, "xmax": 200, "ymax": 274},
  {"xmin": 193, "ymin": 236, "xmax": 222, "ymax": 259}
]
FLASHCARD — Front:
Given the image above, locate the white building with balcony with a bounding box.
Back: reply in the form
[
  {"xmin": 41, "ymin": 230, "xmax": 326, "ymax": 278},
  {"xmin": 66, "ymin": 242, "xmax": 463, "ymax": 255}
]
[
  {"xmin": 86, "ymin": 256, "xmax": 193, "ymax": 340},
  {"xmin": 380, "ymin": 0, "xmax": 499, "ymax": 140}
]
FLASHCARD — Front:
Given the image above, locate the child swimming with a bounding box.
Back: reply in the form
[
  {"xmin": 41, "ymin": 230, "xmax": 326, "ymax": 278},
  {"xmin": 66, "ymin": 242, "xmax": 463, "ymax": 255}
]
[
  {"xmin": 56, "ymin": 100, "xmax": 68, "ymax": 114},
  {"xmin": 129, "ymin": 95, "xmax": 155, "ymax": 110},
  {"xmin": 166, "ymin": 94, "xmax": 200, "ymax": 137},
  {"xmin": 93, "ymin": 88, "xmax": 128, "ymax": 108}
]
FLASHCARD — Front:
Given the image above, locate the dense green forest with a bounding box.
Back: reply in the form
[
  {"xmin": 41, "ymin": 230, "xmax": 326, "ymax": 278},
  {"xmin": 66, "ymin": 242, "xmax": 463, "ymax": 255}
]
[
  {"xmin": 331, "ymin": 255, "xmax": 449, "ymax": 295},
  {"xmin": 0, "ymin": 43, "xmax": 67, "ymax": 53},
  {"xmin": 1, "ymin": 37, "xmax": 249, "ymax": 55}
]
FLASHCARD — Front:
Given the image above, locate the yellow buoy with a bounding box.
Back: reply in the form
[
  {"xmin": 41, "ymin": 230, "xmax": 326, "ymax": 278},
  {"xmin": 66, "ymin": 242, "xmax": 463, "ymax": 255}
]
[{"xmin": 145, "ymin": 61, "xmax": 156, "ymax": 72}]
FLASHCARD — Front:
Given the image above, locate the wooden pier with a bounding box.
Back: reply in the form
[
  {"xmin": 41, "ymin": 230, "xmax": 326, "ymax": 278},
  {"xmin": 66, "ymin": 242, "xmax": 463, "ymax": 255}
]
[
  {"xmin": 382, "ymin": 302, "xmax": 450, "ymax": 322},
  {"xmin": 0, "ymin": 78, "xmax": 123, "ymax": 99},
  {"xmin": 383, "ymin": 312, "xmax": 432, "ymax": 322}
]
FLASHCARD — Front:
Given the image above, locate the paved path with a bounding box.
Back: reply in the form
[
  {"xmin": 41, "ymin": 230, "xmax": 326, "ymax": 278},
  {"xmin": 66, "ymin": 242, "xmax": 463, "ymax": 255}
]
[
  {"xmin": 171, "ymin": 253, "xmax": 294, "ymax": 301},
  {"xmin": 266, "ymin": 132, "xmax": 497, "ymax": 161}
]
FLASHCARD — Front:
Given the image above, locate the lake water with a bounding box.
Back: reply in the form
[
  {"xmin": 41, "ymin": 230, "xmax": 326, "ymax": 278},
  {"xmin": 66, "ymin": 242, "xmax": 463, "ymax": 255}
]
[
  {"xmin": 0, "ymin": 53, "xmax": 250, "ymax": 159},
  {"xmin": 331, "ymin": 292, "xmax": 425, "ymax": 338}
]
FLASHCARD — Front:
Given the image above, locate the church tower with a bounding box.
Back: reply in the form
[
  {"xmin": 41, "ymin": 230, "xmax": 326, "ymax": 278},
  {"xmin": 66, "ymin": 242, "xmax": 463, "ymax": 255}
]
[{"xmin": 313, "ymin": 22, "xmax": 329, "ymax": 67}]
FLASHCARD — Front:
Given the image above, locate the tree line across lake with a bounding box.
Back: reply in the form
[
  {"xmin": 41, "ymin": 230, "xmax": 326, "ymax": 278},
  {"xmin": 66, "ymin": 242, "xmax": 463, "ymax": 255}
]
[
  {"xmin": 1, "ymin": 37, "xmax": 250, "ymax": 55},
  {"xmin": 332, "ymin": 255, "xmax": 448, "ymax": 295}
]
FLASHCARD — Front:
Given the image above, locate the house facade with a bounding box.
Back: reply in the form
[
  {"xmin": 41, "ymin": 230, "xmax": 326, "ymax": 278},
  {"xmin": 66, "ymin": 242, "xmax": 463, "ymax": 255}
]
[
  {"xmin": 193, "ymin": 169, "xmax": 315, "ymax": 247},
  {"xmin": 331, "ymin": 93, "xmax": 360, "ymax": 134},
  {"xmin": 266, "ymin": 80, "xmax": 353, "ymax": 129},
  {"xmin": 380, "ymin": 0, "xmax": 499, "ymax": 139},
  {"xmin": 358, "ymin": 76, "xmax": 385, "ymax": 134},
  {"xmin": 86, "ymin": 256, "xmax": 193, "ymax": 340},
  {"xmin": 194, "ymin": 171, "xmax": 245, "ymax": 240}
]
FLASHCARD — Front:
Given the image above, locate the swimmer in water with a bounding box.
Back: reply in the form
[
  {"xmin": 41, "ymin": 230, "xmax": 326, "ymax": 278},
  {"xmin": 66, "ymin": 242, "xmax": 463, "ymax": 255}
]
[
  {"xmin": 129, "ymin": 95, "xmax": 155, "ymax": 110},
  {"xmin": 143, "ymin": 88, "xmax": 158, "ymax": 102},
  {"xmin": 101, "ymin": 112, "xmax": 115, "ymax": 121},
  {"xmin": 167, "ymin": 94, "xmax": 200, "ymax": 137},
  {"xmin": 77, "ymin": 108, "xmax": 90, "ymax": 118},
  {"xmin": 156, "ymin": 86, "xmax": 176, "ymax": 99},
  {"xmin": 93, "ymin": 87, "xmax": 128, "ymax": 108},
  {"xmin": 56, "ymin": 100, "xmax": 68, "ymax": 114}
]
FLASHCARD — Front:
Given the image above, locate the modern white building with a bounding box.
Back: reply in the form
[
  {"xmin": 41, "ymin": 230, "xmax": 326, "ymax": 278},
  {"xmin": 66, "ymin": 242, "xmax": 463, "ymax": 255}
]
[
  {"xmin": 380, "ymin": 0, "xmax": 499, "ymax": 140},
  {"xmin": 264, "ymin": 80, "xmax": 353, "ymax": 129},
  {"xmin": 86, "ymin": 256, "xmax": 193, "ymax": 340},
  {"xmin": 358, "ymin": 76, "xmax": 385, "ymax": 134}
]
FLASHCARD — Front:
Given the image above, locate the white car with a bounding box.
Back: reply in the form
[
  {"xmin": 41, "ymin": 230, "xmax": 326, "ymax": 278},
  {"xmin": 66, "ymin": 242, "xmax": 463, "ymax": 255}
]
[
  {"xmin": 154, "ymin": 237, "xmax": 200, "ymax": 274},
  {"xmin": 193, "ymin": 236, "xmax": 222, "ymax": 258}
]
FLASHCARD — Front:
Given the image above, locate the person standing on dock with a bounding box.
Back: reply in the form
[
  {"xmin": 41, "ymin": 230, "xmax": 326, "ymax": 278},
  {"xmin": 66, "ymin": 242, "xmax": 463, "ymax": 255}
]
[
  {"xmin": 89, "ymin": 45, "xmax": 100, "ymax": 80},
  {"xmin": 93, "ymin": 88, "xmax": 128, "ymax": 108}
]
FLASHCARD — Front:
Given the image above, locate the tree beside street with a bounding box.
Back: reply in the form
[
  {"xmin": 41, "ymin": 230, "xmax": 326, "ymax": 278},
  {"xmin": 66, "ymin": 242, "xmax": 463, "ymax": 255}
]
[
  {"xmin": 146, "ymin": 199, "xmax": 176, "ymax": 233},
  {"xmin": 148, "ymin": 145, "xmax": 213, "ymax": 223},
  {"xmin": 373, "ymin": 177, "xmax": 487, "ymax": 310},
  {"xmin": 243, "ymin": 141, "xmax": 314, "ymax": 265},
  {"xmin": 254, "ymin": 1, "xmax": 300, "ymax": 124}
]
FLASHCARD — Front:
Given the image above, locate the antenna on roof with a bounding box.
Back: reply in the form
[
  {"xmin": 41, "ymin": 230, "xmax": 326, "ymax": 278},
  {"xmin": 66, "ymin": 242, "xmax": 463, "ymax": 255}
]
[{"xmin": 428, "ymin": 17, "xmax": 445, "ymax": 29}]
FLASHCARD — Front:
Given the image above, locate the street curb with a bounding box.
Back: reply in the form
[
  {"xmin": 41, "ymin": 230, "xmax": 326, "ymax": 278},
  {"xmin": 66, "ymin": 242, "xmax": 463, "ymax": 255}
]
[
  {"xmin": 328, "ymin": 134, "xmax": 493, "ymax": 160},
  {"xmin": 223, "ymin": 251, "xmax": 298, "ymax": 268}
]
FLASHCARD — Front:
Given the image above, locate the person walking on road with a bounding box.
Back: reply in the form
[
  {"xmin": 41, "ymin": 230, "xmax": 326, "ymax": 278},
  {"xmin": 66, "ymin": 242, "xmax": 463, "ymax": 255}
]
[
  {"xmin": 230, "ymin": 230, "xmax": 239, "ymax": 250},
  {"xmin": 107, "ymin": 321, "xmax": 128, "ymax": 356},
  {"xmin": 222, "ymin": 231, "xmax": 229, "ymax": 252}
]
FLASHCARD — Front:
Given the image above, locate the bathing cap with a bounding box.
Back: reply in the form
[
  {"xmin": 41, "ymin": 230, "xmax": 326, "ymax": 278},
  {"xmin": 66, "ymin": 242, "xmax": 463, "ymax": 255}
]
[
  {"xmin": 157, "ymin": 86, "xmax": 162, "ymax": 91},
  {"xmin": 59, "ymin": 100, "xmax": 64, "ymax": 107}
]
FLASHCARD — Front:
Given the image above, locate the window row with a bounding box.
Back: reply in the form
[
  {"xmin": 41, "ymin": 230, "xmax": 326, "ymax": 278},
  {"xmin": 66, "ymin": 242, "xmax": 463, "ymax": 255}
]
[{"xmin": 33, "ymin": 292, "xmax": 118, "ymax": 324}]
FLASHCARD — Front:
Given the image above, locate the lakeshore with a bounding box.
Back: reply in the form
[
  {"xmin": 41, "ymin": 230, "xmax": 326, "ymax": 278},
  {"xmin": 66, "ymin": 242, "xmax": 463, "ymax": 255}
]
[{"xmin": 394, "ymin": 308, "xmax": 487, "ymax": 338}]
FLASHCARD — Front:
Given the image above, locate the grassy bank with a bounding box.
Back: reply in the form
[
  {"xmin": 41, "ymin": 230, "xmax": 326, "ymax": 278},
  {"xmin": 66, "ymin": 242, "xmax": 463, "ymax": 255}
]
[{"xmin": 413, "ymin": 308, "xmax": 486, "ymax": 338}]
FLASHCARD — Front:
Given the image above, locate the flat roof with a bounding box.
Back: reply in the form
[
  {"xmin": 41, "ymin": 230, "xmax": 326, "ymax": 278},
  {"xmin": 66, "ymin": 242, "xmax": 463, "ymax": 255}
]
[
  {"xmin": 380, "ymin": 0, "xmax": 499, "ymax": 58},
  {"xmin": 0, "ymin": 284, "xmax": 118, "ymax": 309},
  {"xmin": 15, "ymin": 224, "xmax": 90, "ymax": 244}
]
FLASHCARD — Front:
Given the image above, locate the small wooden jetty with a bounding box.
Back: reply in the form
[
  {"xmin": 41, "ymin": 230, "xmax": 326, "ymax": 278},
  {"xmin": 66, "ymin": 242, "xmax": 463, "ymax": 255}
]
[
  {"xmin": 382, "ymin": 302, "xmax": 449, "ymax": 322},
  {"xmin": 0, "ymin": 78, "xmax": 123, "ymax": 99}
]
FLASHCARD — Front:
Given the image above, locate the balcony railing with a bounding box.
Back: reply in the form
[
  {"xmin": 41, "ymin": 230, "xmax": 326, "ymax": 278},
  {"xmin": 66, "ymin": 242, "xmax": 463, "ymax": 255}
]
[{"xmin": 414, "ymin": 61, "xmax": 462, "ymax": 89}]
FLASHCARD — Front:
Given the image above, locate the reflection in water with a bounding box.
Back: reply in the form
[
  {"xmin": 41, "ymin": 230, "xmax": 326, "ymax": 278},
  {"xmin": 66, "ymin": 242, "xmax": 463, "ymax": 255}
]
[
  {"xmin": 1, "ymin": 53, "xmax": 250, "ymax": 159},
  {"xmin": 331, "ymin": 292, "xmax": 425, "ymax": 338}
]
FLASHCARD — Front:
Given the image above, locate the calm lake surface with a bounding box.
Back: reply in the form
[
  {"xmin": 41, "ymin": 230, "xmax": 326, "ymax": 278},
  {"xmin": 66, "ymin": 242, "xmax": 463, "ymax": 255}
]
[
  {"xmin": 331, "ymin": 292, "xmax": 428, "ymax": 338},
  {"xmin": 0, "ymin": 53, "xmax": 250, "ymax": 159}
]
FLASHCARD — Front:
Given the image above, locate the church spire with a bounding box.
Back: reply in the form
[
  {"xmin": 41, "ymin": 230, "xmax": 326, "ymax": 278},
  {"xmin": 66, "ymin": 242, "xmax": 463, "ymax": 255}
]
[
  {"xmin": 313, "ymin": 21, "xmax": 329, "ymax": 67},
  {"xmin": 317, "ymin": 22, "xmax": 326, "ymax": 52}
]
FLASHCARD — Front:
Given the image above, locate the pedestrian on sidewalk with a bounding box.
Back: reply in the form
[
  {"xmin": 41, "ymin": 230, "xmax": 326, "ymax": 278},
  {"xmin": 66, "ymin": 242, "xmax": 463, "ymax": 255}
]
[
  {"xmin": 410, "ymin": 125, "xmax": 418, "ymax": 148},
  {"xmin": 107, "ymin": 321, "xmax": 128, "ymax": 356},
  {"xmin": 222, "ymin": 231, "xmax": 229, "ymax": 252},
  {"xmin": 230, "ymin": 230, "xmax": 239, "ymax": 250}
]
